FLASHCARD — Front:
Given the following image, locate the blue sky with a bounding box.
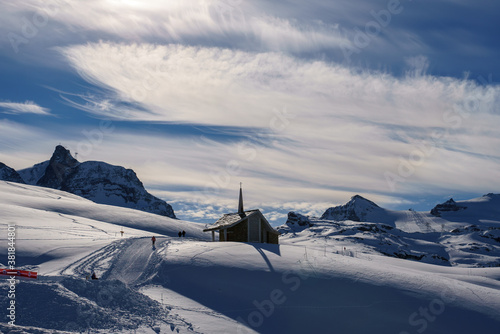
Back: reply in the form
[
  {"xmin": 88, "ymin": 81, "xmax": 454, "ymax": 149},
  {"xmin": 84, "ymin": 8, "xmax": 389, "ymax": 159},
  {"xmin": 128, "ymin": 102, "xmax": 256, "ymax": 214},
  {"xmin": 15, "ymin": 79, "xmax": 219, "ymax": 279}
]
[{"xmin": 1, "ymin": 0, "xmax": 499, "ymax": 225}]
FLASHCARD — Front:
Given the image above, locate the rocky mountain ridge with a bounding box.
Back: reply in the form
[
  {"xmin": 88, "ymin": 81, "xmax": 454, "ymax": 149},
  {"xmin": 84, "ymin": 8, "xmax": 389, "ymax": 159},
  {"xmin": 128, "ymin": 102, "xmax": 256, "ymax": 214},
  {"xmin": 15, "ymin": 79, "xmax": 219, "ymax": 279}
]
[
  {"xmin": 6, "ymin": 145, "xmax": 175, "ymax": 218},
  {"xmin": 279, "ymin": 194, "xmax": 500, "ymax": 267},
  {"xmin": 0, "ymin": 162, "xmax": 25, "ymax": 184}
]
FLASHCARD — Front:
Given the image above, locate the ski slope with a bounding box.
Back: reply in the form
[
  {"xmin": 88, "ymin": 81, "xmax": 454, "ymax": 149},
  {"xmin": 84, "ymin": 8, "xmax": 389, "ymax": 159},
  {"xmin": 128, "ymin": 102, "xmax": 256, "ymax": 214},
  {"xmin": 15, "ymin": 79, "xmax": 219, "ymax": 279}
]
[
  {"xmin": 1, "ymin": 181, "xmax": 500, "ymax": 333},
  {"xmin": 0, "ymin": 181, "xmax": 207, "ymax": 274}
]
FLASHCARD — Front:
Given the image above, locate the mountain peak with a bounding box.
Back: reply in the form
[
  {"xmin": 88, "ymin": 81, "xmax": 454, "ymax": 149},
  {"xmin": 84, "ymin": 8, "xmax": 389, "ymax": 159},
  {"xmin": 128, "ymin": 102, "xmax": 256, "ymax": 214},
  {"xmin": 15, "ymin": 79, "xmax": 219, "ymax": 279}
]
[
  {"xmin": 51, "ymin": 145, "xmax": 79, "ymax": 166},
  {"xmin": 0, "ymin": 162, "xmax": 25, "ymax": 184},
  {"xmin": 37, "ymin": 145, "xmax": 80, "ymax": 188},
  {"xmin": 430, "ymin": 198, "xmax": 465, "ymax": 217},
  {"xmin": 321, "ymin": 195, "xmax": 382, "ymax": 222},
  {"xmin": 18, "ymin": 145, "xmax": 175, "ymax": 218},
  {"xmin": 348, "ymin": 195, "xmax": 380, "ymax": 208}
]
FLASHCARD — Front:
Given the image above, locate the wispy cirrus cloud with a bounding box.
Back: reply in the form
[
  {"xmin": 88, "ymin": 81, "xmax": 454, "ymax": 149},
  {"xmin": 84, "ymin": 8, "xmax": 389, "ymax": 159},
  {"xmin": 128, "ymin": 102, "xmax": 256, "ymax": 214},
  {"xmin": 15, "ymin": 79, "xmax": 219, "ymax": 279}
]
[
  {"xmin": 0, "ymin": 101, "xmax": 52, "ymax": 115},
  {"xmin": 2, "ymin": 0, "xmax": 499, "ymax": 76},
  {"xmin": 51, "ymin": 42, "xmax": 500, "ymax": 219},
  {"xmin": 0, "ymin": 0, "xmax": 347, "ymax": 57}
]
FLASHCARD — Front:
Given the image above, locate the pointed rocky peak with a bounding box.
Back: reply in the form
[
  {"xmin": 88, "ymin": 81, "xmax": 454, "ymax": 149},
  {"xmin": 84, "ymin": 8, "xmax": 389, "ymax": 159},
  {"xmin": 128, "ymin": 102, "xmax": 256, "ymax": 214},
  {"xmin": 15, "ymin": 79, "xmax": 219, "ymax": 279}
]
[
  {"xmin": 37, "ymin": 145, "xmax": 80, "ymax": 189},
  {"xmin": 50, "ymin": 145, "xmax": 79, "ymax": 167},
  {"xmin": 320, "ymin": 195, "xmax": 382, "ymax": 222},
  {"xmin": 7, "ymin": 145, "xmax": 176, "ymax": 218},
  {"xmin": 443, "ymin": 198, "xmax": 456, "ymax": 205},
  {"xmin": 347, "ymin": 195, "xmax": 380, "ymax": 208},
  {"xmin": 0, "ymin": 162, "xmax": 25, "ymax": 184}
]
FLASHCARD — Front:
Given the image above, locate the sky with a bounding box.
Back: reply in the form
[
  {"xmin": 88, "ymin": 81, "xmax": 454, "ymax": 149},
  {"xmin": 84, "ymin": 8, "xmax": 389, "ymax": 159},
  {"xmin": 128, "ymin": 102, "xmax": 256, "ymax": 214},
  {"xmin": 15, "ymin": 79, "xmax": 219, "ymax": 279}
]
[{"xmin": 0, "ymin": 0, "xmax": 499, "ymax": 226}]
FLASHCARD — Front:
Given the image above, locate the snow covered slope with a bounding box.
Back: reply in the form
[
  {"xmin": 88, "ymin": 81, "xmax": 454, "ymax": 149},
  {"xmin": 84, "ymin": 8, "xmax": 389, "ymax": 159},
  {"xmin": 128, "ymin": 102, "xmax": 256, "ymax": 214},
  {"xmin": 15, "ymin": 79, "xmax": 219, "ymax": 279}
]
[
  {"xmin": 4, "ymin": 235, "xmax": 500, "ymax": 333},
  {"xmin": 143, "ymin": 241, "xmax": 500, "ymax": 334},
  {"xmin": 0, "ymin": 181, "xmax": 206, "ymax": 273},
  {"xmin": 17, "ymin": 160, "xmax": 49, "ymax": 185},
  {"xmin": 431, "ymin": 193, "xmax": 500, "ymax": 222},
  {"xmin": 1, "ymin": 184, "xmax": 500, "ymax": 333},
  {"xmin": 16, "ymin": 145, "xmax": 176, "ymax": 218}
]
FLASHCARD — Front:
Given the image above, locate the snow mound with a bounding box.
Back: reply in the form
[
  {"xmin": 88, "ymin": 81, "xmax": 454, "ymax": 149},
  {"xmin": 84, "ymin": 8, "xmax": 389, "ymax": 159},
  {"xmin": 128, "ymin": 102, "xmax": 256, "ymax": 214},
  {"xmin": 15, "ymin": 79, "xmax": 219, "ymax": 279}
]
[{"xmin": 0, "ymin": 278, "xmax": 168, "ymax": 332}]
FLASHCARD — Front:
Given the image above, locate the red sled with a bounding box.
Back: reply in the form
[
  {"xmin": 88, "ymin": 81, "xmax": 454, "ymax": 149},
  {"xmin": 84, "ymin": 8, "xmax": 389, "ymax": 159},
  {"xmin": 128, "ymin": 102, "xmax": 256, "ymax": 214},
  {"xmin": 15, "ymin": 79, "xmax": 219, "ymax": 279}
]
[{"xmin": 0, "ymin": 268, "xmax": 38, "ymax": 279}]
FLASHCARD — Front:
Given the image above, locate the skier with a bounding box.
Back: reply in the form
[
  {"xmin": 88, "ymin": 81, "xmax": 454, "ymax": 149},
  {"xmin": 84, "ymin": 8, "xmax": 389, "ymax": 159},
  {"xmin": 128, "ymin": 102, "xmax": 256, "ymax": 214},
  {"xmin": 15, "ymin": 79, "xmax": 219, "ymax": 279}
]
[
  {"xmin": 178, "ymin": 231, "xmax": 182, "ymax": 237},
  {"xmin": 182, "ymin": 230, "xmax": 186, "ymax": 237},
  {"xmin": 91, "ymin": 272, "xmax": 98, "ymax": 280},
  {"xmin": 151, "ymin": 236, "xmax": 156, "ymax": 246}
]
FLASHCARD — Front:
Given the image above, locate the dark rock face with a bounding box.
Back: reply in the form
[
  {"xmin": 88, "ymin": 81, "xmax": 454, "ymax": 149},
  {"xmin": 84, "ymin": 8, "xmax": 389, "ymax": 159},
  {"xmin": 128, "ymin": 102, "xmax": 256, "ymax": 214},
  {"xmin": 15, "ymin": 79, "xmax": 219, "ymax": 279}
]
[
  {"xmin": 20, "ymin": 145, "xmax": 176, "ymax": 218},
  {"xmin": 0, "ymin": 162, "xmax": 25, "ymax": 184},
  {"xmin": 320, "ymin": 195, "xmax": 380, "ymax": 222},
  {"xmin": 430, "ymin": 198, "xmax": 466, "ymax": 217},
  {"xmin": 37, "ymin": 145, "xmax": 80, "ymax": 189},
  {"xmin": 286, "ymin": 211, "xmax": 312, "ymax": 228}
]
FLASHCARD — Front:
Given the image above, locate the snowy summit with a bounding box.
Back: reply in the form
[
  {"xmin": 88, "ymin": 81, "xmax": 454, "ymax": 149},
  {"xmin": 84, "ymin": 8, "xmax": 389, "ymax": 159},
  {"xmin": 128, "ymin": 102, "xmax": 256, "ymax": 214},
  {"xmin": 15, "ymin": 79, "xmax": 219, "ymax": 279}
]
[{"xmin": 14, "ymin": 145, "xmax": 176, "ymax": 218}]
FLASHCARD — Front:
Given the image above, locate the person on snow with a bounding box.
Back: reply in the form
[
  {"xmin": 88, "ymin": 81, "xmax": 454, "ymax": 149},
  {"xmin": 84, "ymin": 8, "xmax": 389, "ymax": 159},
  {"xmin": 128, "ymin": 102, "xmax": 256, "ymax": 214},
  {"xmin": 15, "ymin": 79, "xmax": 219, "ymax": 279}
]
[
  {"xmin": 178, "ymin": 231, "xmax": 182, "ymax": 237},
  {"xmin": 182, "ymin": 230, "xmax": 186, "ymax": 237},
  {"xmin": 151, "ymin": 236, "xmax": 156, "ymax": 246},
  {"xmin": 91, "ymin": 272, "xmax": 98, "ymax": 280}
]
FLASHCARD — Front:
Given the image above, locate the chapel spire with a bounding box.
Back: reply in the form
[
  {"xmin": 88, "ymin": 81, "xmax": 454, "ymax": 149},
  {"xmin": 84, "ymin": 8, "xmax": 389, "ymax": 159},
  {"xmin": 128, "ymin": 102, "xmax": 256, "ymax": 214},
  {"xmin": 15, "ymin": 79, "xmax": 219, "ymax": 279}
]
[{"xmin": 238, "ymin": 182, "xmax": 244, "ymax": 214}]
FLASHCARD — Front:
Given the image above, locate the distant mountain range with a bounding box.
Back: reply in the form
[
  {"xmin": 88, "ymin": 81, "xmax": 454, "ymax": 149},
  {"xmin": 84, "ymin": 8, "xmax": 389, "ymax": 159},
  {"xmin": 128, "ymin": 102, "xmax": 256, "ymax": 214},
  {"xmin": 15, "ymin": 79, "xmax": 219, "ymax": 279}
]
[
  {"xmin": 0, "ymin": 145, "xmax": 175, "ymax": 218},
  {"xmin": 280, "ymin": 194, "xmax": 500, "ymax": 267},
  {"xmin": 2, "ymin": 146, "xmax": 499, "ymax": 267}
]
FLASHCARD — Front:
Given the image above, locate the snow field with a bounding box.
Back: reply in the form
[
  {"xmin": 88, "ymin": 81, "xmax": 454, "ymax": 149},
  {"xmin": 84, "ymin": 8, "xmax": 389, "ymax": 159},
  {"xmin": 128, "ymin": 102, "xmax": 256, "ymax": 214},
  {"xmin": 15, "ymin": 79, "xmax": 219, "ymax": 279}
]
[
  {"xmin": 153, "ymin": 241, "xmax": 500, "ymax": 333},
  {"xmin": 1, "ymin": 181, "xmax": 500, "ymax": 333}
]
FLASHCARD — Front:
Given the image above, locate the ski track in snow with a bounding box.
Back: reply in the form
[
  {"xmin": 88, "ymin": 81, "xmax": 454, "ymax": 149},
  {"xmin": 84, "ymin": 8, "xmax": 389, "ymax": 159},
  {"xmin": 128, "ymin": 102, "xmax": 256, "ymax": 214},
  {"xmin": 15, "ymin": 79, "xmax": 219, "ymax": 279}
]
[
  {"xmin": 57, "ymin": 213, "xmax": 112, "ymax": 236},
  {"xmin": 4, "ymin": 181, "xmax": 65, "ymax": 200},
  {"xmin": 405, "ymin": 210, "xmax": 437, "ymax": 233},
  {"xmin": 106, "ymin": 237, "xmax": 160, "ymax": 285},
  {"xmin": 58, "ymin": 236, "xmax": 202, "ymax": 333},
  {"xmin": 60, "ymin": 240, "xmax": 125, "ymax": 277}
]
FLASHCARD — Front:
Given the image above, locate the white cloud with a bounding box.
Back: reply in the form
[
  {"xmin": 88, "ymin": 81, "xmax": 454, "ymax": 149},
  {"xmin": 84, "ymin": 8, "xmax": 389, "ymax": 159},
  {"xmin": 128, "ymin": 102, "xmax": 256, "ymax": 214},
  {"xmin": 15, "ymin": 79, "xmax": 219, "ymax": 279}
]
[
  {"xmin": 0, "ymin": 0, "xmax": 347, "ymax": 55},
  {"xmin": 0, "ymin": 120, "xmax": 58, "ymax": 168},
  {"xmin": 58, "ymin": 42, "xmax": 500, "ymax": 128},
  {"xmin": 1, "ymin": 0, "xmax": 499, "ymax": 220},
  {"xmin": 55, "ymin": 42, "xmax": 500, "ymax": 211},
  {"xmin": 0, "ymin": 101, "xmax": 51, "ymax": 115}
]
